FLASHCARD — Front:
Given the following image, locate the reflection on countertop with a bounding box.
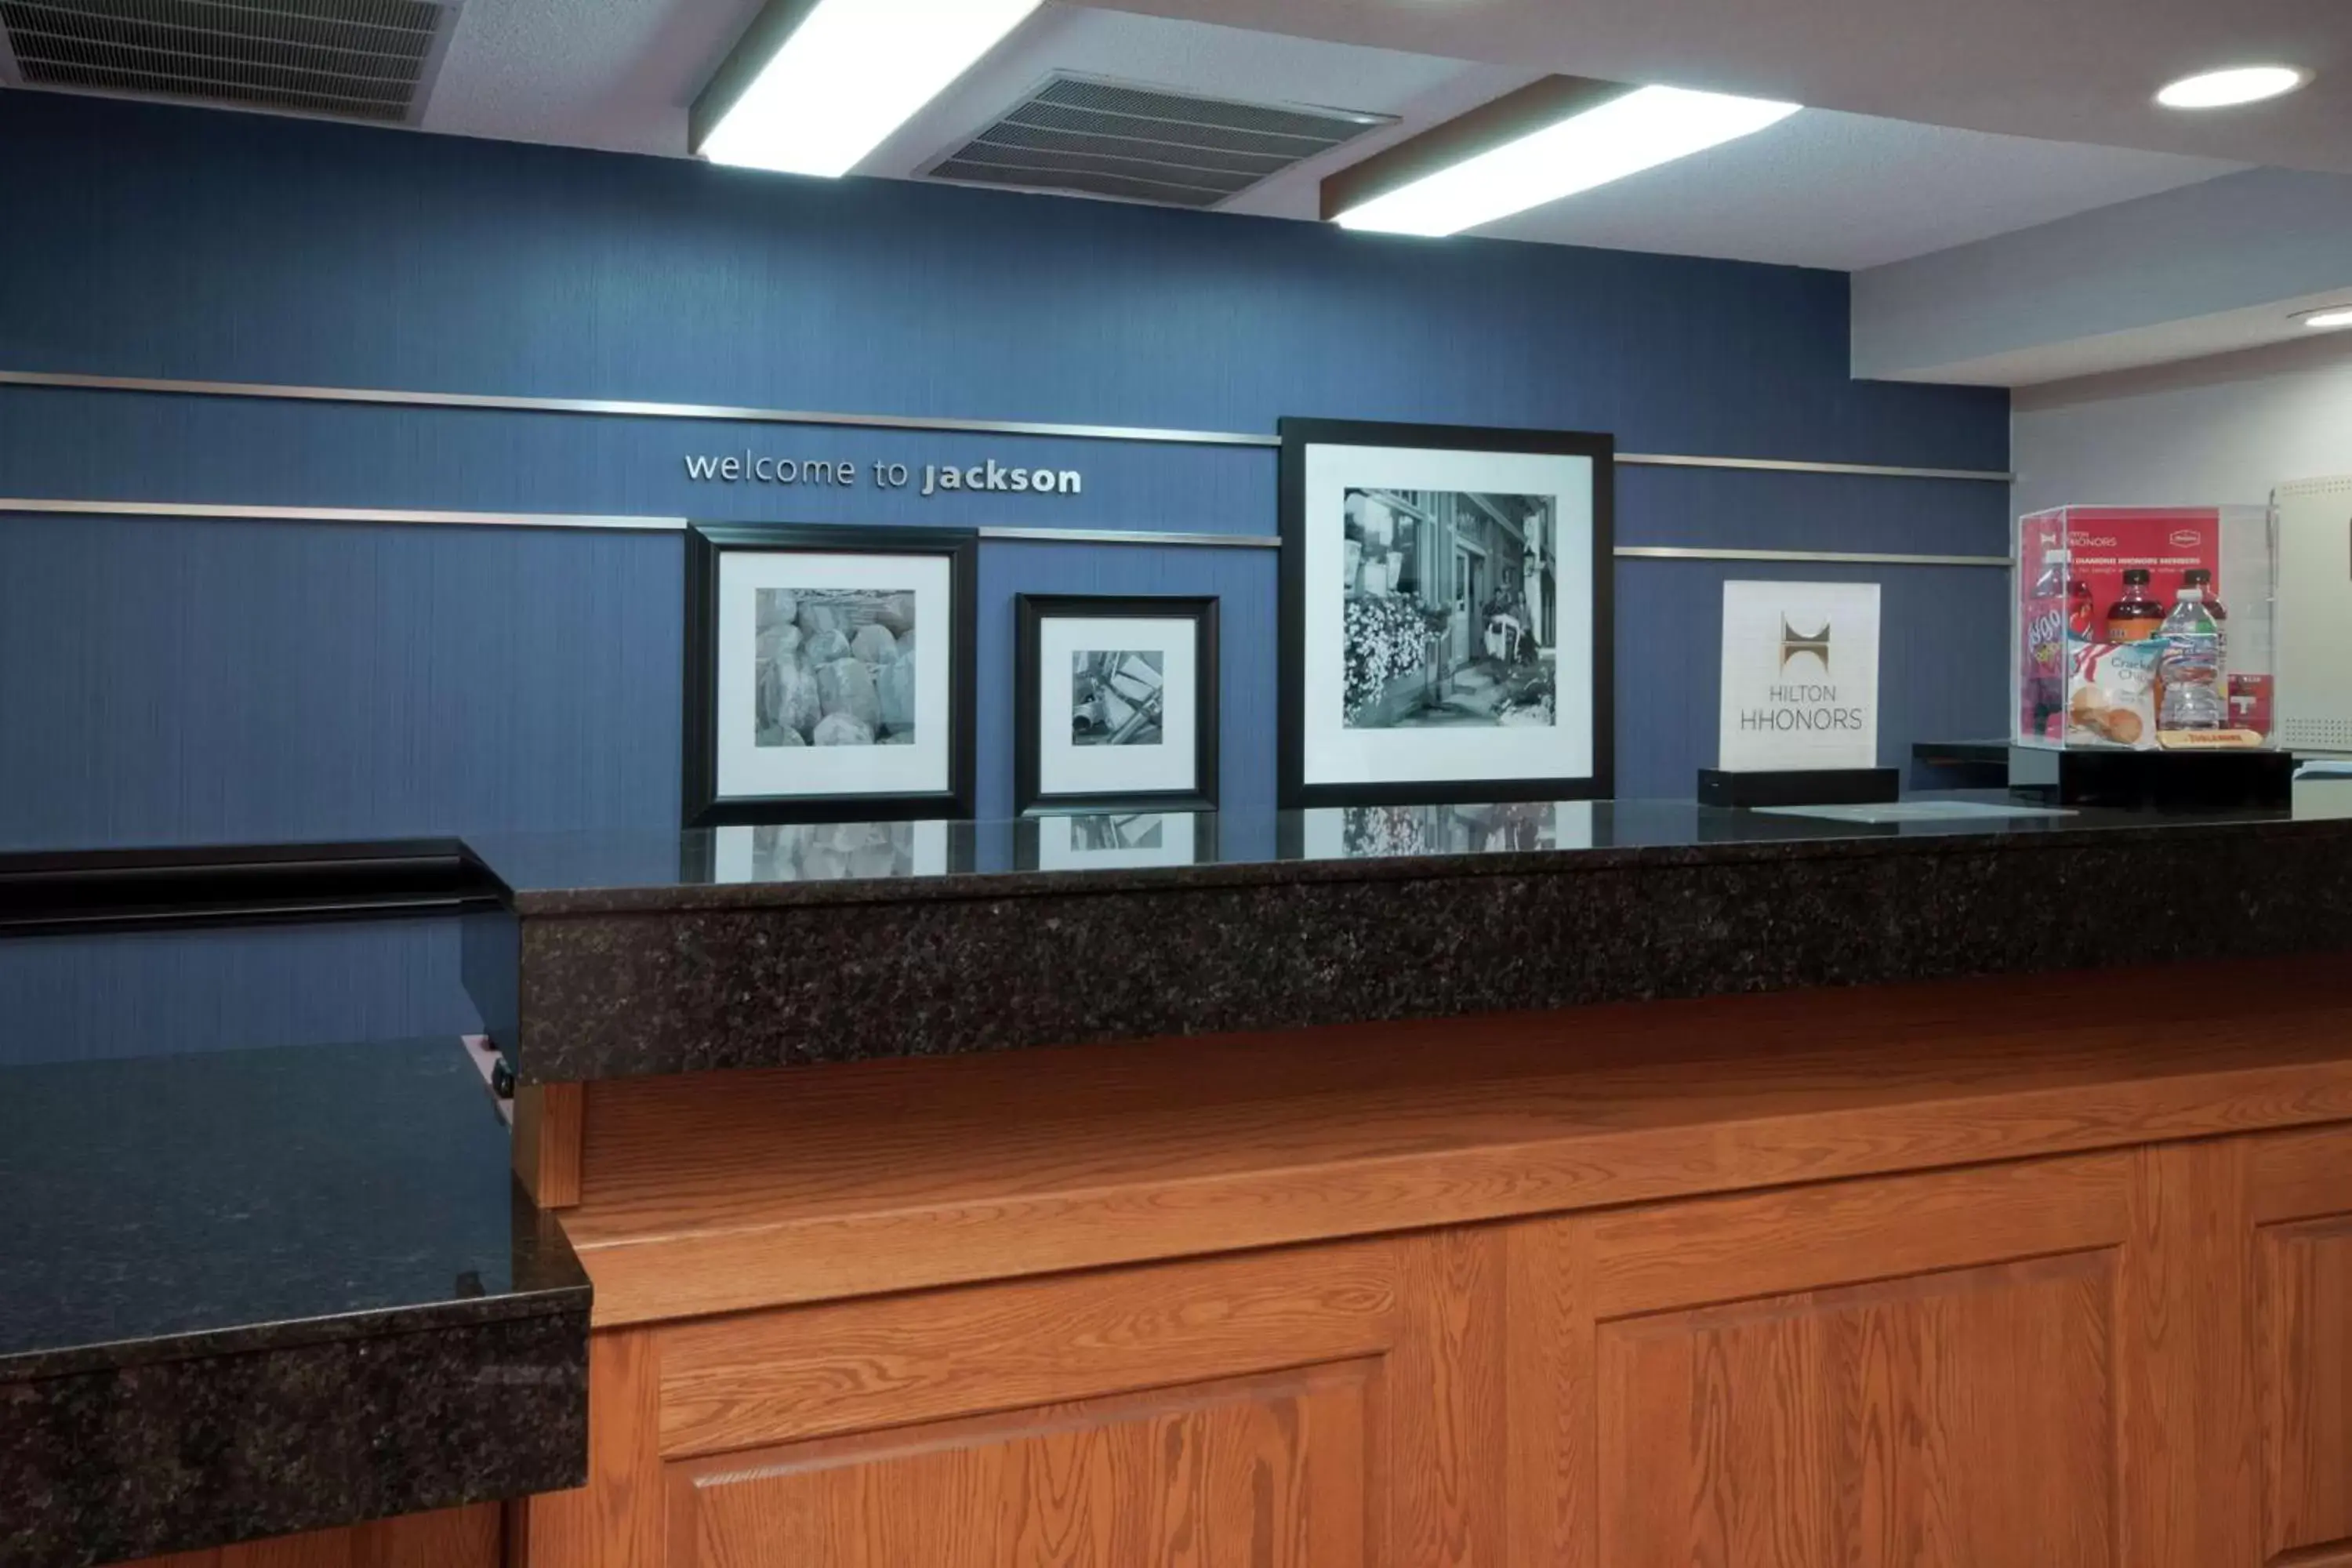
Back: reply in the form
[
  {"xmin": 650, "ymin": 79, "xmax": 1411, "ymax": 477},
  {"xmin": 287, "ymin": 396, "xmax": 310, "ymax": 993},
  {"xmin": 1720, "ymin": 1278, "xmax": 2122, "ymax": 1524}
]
[{"xmin": 466, "ymin": 792, "xmax": 2349, "ymax": 915}]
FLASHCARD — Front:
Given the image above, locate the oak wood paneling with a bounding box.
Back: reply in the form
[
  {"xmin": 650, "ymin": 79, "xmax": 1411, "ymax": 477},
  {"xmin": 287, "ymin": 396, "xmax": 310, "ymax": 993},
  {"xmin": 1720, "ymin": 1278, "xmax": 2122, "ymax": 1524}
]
[
  {"xmin": 521, "ymin": 966, "xmax": 2352, "ymax": 1568},
  {"xmin": 655, "ymin": 1240, "xmax": 1401, "ymax": 1459},
  {"xmin": 666, "ymin": 1363, "xmax": 1374, "ymax": 1568},
  {"xmin": 2261, "ymin": 1216, "xmax": 2352, "ymax": 1562},
  {"xmin": 2252, "ymin": 1123, "xmax": 2352, "ymax": 1225},
  {"xmin": 513, "ymin": 1082, "xmax": 584, "ymax": 1210},
  {"xmin": 1504, "ymin": 1215, "xmax": 1592, "ymax": 1568},
  {"xmin": 1573, "ymin": 1159, "xmax": 2141, "ymax": 1568},
  {"xmin": 563, "ymin": 960, "xmax": 2352, "ymax": 1325},
  {"xmin": 1389, "ymin": 1228, "xmax": 1505, "ymax": 1568},
  {"xmin": 2118, "ymin": 1139, "xmax": 2262, "ymax": 1568},
  {"xmin": 108, "ymin": 1505, "xmax": 499, "ymax": 1568},
  {"xmin": 513, "ymin": 1329, "xmax": 665, "ymax": 1568},
  {"xmin": 533, "ymin": 1223, "xmax": 1504, "ymax": 1566},
  {"xmin": 1588, "ymin": 1152, "xmax": 2129, "ymax": 1316},
  {"xmin": 1598, "ymin": 1254, "xmax": 2116, "ymax": 1568}
]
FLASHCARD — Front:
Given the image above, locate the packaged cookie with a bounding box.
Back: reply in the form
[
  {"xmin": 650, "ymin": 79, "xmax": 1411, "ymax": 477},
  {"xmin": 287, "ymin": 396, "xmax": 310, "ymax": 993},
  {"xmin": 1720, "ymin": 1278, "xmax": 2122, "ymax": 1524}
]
[{"xmin": 2066, "ymin": 641, "xmax": 2163, "ymax": 750}]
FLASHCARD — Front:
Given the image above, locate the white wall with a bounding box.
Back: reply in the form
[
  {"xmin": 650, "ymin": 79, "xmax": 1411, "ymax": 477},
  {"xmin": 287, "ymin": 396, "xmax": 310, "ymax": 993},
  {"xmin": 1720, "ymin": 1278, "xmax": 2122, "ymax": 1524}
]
[
  {"xmin": 2012, "ymin": 332, "xmax": 2352, "ymax": 517},
  {"xmin": 1853, "ymin": 168, "xmax": 2352, "ymax": 385}
]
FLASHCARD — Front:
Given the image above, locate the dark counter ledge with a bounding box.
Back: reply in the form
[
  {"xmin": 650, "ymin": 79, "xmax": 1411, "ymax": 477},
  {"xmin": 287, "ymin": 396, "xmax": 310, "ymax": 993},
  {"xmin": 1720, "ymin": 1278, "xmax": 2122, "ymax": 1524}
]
[
  {"xmin": 0, "ymin": 1039, "xmax": 590, "ymax": 1568},
  {"xmin": 464, "ymin": 794, "xmax": 2352, "ymax": 1083}
]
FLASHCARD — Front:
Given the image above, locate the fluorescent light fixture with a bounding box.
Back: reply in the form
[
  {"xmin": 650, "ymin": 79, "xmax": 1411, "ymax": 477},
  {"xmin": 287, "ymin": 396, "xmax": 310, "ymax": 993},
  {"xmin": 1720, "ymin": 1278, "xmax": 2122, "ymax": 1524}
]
[
  {"xmin": 698, "ymin": 0, "xmax": 1042, "ymax": 177},
  {"xmin": 2155, "ymin": 65, "xmax": 2309, "ymax": 109},
  {"xmin": 1334, "ymin": 85, "xmax": 1800, "ymax": 238},
  {"xmin": 2296, "ymin": 305, "xmax": 2352, "ymax": 330}
]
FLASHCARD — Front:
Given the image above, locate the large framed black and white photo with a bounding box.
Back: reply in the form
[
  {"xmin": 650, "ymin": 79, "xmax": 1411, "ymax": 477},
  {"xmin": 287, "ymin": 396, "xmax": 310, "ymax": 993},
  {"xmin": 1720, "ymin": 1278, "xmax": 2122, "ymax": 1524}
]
[
  {"xmin": 683, "ymin": 524, "xmax": 976, "ymax": 825},
  {"xmin": 1278, "ymin": 418, "xmax": 1613, "ymax": 808},
  {"xmin": 1014, "ymin": 593, "xmax": 1219, "ymax": 815}
]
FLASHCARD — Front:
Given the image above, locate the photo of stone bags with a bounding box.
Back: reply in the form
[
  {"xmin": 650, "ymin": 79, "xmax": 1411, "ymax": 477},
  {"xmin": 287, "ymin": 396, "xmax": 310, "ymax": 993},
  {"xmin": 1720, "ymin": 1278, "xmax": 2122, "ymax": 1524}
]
[{"xmin": 753, "ymin": 587, "xmax": 917, "ymax": 747}]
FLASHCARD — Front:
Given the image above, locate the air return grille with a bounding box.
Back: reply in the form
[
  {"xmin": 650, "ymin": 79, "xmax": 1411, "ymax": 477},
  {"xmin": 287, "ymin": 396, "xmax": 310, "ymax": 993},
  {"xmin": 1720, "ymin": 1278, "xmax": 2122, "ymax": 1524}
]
[
  {"xmin": 0, "ymin": 0, "xmax": 458, "ymax": 123},
  {"xmin": 925, "ymin": 73, "xmax": 1392, "ymax": 209}
]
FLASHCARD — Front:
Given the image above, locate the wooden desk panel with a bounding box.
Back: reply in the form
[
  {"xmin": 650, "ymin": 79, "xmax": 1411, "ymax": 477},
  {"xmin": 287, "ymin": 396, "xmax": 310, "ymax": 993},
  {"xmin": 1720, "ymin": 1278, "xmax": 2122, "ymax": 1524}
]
[
  {"xmin": 559, "ymin": 959, "xmax": 2352, "ymax": 1326},
  {"xmin": 511, "ymin": 958, "xmax": 2352, "ymax": 1568}
]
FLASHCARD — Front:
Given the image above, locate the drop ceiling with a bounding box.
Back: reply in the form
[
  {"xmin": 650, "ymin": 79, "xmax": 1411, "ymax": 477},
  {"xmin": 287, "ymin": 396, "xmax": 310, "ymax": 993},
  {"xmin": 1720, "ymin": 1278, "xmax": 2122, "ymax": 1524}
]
[
  {"xmin": 827, "ymin": 6, "xmax": 2240, "ymax": 272},
  {"xmin": 5, "ymin": 0, "xmax": 2344, "ymax": 384},
  {"xmin": 1085, "ymin": 0, "xmax": 2352, "ymax": 176}
]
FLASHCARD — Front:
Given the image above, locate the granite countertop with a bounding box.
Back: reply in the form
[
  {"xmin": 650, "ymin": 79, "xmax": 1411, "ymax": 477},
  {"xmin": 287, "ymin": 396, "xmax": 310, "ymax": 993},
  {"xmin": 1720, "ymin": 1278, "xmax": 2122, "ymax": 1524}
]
[
  {"xmin": 465, "ymin": 793, "xmax": 2352, "ymax": 1082},
  {"xmin": 470, "ymin": 793, "xmax": 2352, "ymax": 913},
  {"xmin": 0, "ymin": 1037, "xmax": 590, "ymax": 1568}
]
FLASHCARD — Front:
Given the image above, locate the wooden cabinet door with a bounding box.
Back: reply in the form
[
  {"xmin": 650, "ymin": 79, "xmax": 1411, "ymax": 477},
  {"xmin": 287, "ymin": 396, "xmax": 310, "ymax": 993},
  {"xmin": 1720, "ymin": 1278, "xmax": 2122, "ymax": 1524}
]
[
  {"xmin": 1505, "ymin": 1152, "xmax": 2222, "ymax": 1568},
  {"xmin": 523, "ymin": 1232, "xmax": 1504, "ymax": 1568},
  {"xmin": 2252, "ymin": 1124, "xmax": 2352, "ymax": 1568}
]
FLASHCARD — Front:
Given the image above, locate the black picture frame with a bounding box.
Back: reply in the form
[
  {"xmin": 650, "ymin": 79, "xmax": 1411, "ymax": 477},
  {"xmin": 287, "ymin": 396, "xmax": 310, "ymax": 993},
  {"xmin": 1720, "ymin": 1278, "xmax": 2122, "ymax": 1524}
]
[
  {"xmin": 1014, "ymin": 593, "xmax": 1221, "ymax": 815},
  {"xmin": 683, "ymin": 522, "xmax": 978, "ymax": 826},
  {"xmin": 1277, "ymin": 416, "xmax": 1616, "ymax": 808}
]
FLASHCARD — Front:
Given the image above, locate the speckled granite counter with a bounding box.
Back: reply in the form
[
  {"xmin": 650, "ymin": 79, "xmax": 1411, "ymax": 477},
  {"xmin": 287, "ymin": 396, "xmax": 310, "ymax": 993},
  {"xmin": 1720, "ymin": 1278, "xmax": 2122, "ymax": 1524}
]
[
  {"xmin": 465, "ymin": 794, "xmax": 2352, "ymax": 1083},
  {"xmin": 0, "ymin": 1038, "xmax": 590, "ymax": 1568}
]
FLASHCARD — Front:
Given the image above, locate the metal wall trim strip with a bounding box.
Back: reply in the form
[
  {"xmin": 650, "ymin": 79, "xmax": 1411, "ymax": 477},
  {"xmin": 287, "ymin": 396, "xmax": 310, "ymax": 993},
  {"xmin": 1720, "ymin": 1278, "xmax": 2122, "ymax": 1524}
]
[
  {"xmin": 1616, "ymin": 452, "xmax": 2014, "ymax": 483},
  {"xmin": 980, "ymin": 525, "xmax": 1278, "ymax": 550},
  {"xmin": 0, "ymin": 370, "xmax": 1281, "ymax": 449},
  {"xmin": 1, "ymin": 499, "xmax": 2013, "ymax": 566},
  {"xmin": 0, "ymin": 499, "xmax": 688, "ymax": 531},
  {"xmin": 0, "ymin": 369, "xmax": 2016, "ymax": 481},
  {"xmin": 1617, "ymin": 545, "xmax": 2013, "ymax": 568}
]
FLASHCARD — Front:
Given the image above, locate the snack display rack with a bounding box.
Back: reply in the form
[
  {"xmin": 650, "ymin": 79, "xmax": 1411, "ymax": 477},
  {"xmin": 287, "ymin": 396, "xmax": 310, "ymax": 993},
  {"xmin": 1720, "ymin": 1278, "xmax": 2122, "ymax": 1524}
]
[{"xmin": 2013, "ymin": 505, "xmax": 2278, "ymax": 753}]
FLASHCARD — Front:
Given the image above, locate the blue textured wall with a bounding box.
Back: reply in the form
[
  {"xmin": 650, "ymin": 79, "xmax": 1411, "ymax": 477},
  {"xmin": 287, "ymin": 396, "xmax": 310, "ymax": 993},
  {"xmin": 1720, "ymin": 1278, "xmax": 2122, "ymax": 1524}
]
[{"xmin": 0, "ymin": 90, "xmax": 2009, "ymax": 1060}]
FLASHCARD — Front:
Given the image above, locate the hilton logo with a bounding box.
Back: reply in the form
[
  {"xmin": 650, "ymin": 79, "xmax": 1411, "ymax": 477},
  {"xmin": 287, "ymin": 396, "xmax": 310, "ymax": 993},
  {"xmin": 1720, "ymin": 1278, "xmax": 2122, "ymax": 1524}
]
[{"xmin": 1779, "ymin": 616, "xmax": 1831, "ymax": 672}]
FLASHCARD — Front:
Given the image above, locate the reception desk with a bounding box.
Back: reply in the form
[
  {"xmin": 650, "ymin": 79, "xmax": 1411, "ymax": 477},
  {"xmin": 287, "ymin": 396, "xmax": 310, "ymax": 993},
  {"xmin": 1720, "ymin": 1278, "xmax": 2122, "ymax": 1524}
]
[
  {"xmin": 471, "ymin": 800, "xmax": 2352, "ymax": 1568},
  {"xmin": 54, "ymin": 798, "xmax": 2352, "ymax": 1567},
  {"xmin": 495, "ymin": 962, "xmax": 2352, "ymax": 1568}
]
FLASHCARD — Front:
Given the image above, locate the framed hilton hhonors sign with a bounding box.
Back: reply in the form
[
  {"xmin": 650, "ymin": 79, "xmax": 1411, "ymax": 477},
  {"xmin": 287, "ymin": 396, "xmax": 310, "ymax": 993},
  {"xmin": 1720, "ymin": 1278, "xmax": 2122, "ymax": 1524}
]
[
  {"xmin": 1716, "ymin": 581, "xmax": 1882, "ymax": 773},
  {"xmin": 682, "ymin": 524, "xmax": 977, "ymax": 826},
  {"xmin": 1278, "ymin": 418, "xmax": 1614, "ymax": 808}
]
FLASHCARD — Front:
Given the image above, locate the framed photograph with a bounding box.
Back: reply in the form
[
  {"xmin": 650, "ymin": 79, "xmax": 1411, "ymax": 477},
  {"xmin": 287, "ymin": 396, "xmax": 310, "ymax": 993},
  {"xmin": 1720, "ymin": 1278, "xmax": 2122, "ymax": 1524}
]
[
  {"xmin": 1278, "ymin": 418, "xmax": 1613, "ymax": 808},
  {"xmin": 1016, "ymin": 809, "xmax": 1218, "ymax": 872},
  {"xmin": 1014, "ymin": 594, "xmax": 1219, "ymax": 815},
  {"xmin": 684, "ymin": 524, "xmax": 977, "ymax": 825}
]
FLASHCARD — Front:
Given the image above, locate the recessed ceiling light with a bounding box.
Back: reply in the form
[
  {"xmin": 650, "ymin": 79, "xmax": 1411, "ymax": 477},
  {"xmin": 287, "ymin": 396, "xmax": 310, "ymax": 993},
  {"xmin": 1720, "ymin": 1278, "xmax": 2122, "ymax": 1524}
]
[
  {"xmin": 695, "ymin": 0, "xmax": 1043, "ymax": 178},
  {"xmin": 1332, "ymin": 85, "xmax": 1801, "ymax": 238},
  {"xmin": 2296, "ymin": 306, "xmax": 2352, "ymax": 330},
  {"xmin": 2155, "ymin": 65, "xmax": 2310, "ymax": 109}
]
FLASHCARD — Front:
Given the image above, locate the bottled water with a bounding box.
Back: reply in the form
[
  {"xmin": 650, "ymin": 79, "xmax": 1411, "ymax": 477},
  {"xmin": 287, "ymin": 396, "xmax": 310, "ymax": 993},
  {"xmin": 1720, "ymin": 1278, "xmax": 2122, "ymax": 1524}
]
[{"xmin": 2157, "ymin": 586, "xmax": 2224, "ymax": 731}]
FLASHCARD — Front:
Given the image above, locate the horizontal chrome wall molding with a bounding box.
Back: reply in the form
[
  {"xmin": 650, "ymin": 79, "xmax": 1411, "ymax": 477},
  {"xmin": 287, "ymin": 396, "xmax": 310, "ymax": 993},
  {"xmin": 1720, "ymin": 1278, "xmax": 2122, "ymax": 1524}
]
[
  {"xmin": 0, "ymin": 369, "xmax": 2015, "ymax": 482},
  {"xmin": 0, "ymin": 498, "xmax": 687, "ymax": 532},
  {"xmin": 0, "ymin": 370, "xmax": 1277, "ymax": 449},
  {"xmin": 1613, "ymin": 452, "xmax": 2011, "ymax": 484},
  {"xmin": 1617, "ymin": 545, "xmax": 2013, "ymax": 568},
  {"xmin": 982, "ymin": 525, "xmax": 1278, "ymax": 550},
  {"xmin": 0, "ymin": 499, "xmax": 2010, "ymax": 567}
]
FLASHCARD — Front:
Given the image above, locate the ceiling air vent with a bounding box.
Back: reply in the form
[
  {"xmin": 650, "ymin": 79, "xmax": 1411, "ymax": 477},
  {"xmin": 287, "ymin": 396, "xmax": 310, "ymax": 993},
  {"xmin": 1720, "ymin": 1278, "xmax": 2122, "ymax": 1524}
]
[
  {"xmin": 924, "ymin": 73, "xmax": 1394, "ymax": 210},
  {"xmin": 0, "ymin": 0, "xmax": 461, "ymax": 125}
]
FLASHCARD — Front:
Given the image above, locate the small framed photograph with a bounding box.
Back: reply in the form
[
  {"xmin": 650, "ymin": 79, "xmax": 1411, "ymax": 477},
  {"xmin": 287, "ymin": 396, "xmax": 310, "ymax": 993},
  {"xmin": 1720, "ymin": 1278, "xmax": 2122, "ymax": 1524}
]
[
  {"xmin": 684, "ymin": 524, "xmax": 976, "ymax": 825},
  {"xmin": 1014, "ymin": 594, "xmax": 1219, "ymax": 815},
  {"xmin": 1278, "ymin": 418, "xmax": 1614, "ymax": 808},
  {"xmin": 1018, "ymin": 809, "xmax": 1218, "ymax": 872}
]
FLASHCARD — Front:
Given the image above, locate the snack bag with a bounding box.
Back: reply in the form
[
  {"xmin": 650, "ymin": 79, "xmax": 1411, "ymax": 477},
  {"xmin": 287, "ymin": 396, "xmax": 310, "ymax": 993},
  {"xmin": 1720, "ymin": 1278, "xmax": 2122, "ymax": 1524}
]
[{"xmin": 2067, "ymin": 641, "xmax": 2163, "ymax": 750}]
